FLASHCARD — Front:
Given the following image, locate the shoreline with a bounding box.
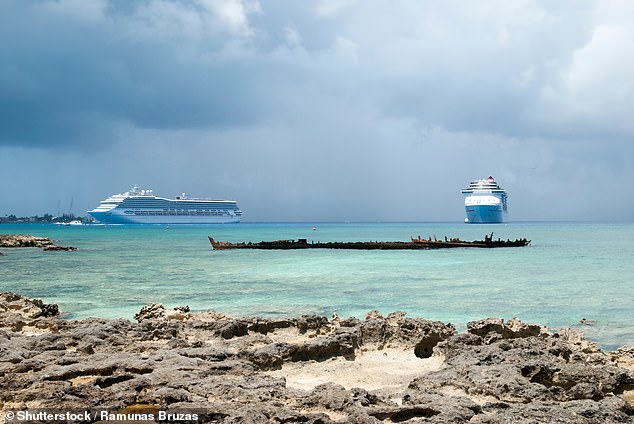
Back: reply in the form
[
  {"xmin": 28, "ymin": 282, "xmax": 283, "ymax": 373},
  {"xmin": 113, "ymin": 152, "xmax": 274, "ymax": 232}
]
[{"xmin": 1, "ymin": 292, "xmax": 633, "ymax": 423}]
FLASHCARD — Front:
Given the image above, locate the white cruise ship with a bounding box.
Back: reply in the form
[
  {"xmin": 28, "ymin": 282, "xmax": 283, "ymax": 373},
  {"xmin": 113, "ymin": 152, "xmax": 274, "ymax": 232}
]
[
  {"xmin": 88, "ymin": 186, "xmax": 242, "ymax": 224},
  {"xmin": 461, "ymin": 177, "xmax": 507, "ymax": 223}
]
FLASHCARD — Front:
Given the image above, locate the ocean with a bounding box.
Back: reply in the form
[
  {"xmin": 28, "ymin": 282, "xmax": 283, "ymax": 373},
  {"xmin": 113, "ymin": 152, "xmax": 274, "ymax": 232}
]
[{"xmin": 1, "ymin": 222, "xmax": 632, "ymax": 350}]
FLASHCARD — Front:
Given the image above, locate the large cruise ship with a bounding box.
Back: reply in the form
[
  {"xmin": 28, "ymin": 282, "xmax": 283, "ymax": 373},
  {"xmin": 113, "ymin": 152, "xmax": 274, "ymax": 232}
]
[
  {"xmin": 461, "ymin": 176, "xmax": 507, "ymax": 223},
  {"xmin": 88, "ymin": 186, "xmax": 242, "ymax": 224}
]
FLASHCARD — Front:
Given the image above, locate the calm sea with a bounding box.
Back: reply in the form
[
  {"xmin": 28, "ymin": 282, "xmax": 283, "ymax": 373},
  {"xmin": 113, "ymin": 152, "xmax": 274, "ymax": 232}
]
[{"xmin": 1, "ymin": 222, "xmax": 632, "ymax": 350}]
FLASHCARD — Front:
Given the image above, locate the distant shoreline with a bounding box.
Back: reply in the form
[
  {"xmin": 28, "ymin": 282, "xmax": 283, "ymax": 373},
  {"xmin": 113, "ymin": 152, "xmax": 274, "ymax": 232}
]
[{"xmin": 0, "ymin": 214, "xmax": 90, "ymax": 225}]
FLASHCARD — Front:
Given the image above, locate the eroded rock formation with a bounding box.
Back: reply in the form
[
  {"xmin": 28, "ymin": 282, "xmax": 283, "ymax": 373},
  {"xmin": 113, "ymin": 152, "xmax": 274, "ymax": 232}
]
[
  {"xmin": 0, "ymin": 234, "xmax": 55, "ymax": 248},
  {"xmin": 1, "ymin": 292, "xmax": 633, "ymax": 423},
  {"xmin": 0, "ymin": 234, "xmax": 76, "ymax": 251}
]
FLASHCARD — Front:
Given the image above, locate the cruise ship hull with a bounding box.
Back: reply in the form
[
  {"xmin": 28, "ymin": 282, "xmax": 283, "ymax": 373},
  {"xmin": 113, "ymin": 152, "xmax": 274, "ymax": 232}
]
[
  {"xmin": 461, "ymin": 177, "xmax": 508, "ymax": 224},
  {"xmin": 464, "ymin": 204, "xmax": 505, "ymax": 224},
  {"xmin": 88, "ymin": 211, "xmax": 241, "ymax": 224}
]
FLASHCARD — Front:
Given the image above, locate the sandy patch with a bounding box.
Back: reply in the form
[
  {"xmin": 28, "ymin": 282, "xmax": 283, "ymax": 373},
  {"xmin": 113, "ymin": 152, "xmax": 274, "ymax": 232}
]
[
  {"xmin": 614, "ymin": 356, "xmax": 634, "ymax": 373},
  {"xmin": 437, "ymin": 385, "xmax": 499, "ymax": 405},
  {"xmin": 18, "ymin": 326, "xmax": 53, "ymax": 336},
  {"xmin": 297, "ymin": 408, "xmax": 348, "ymax": 421},
  {"xmin": 266, "ymin": 347, "xmax": 444, "ymax": 395},
  {"xmin": 623, "ymin": 390, "xmax": 634, "ymax": 407},
  {"xmin": 69, "ymin": 376, "xmax": 99, "ymax": 386},
  {"xmin": 267, "ymin": 327, "xmax": 323, "ymax": 344}
]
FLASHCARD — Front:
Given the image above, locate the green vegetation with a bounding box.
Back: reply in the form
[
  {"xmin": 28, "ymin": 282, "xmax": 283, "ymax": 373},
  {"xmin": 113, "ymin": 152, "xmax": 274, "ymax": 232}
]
[{"xmin": 0, "ymin": 213, "xmax": 90, "ymax": 224}]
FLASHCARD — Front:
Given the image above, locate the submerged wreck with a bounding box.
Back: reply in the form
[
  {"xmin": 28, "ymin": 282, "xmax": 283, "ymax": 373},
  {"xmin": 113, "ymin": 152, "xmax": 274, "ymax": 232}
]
[{"xmin": 208, "ymin": 233, "xmax": 530, "ymax": 250}]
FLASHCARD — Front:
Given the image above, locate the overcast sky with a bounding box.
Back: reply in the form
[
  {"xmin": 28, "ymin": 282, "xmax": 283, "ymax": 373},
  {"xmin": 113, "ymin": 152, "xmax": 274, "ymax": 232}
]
[{"xmin": 1, "ymin": 0, "xmax": 632, "ymax": 221}]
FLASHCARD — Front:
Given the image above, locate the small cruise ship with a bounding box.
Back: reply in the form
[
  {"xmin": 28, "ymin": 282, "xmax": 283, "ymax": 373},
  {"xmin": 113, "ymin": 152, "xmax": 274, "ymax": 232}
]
[
  {"xmin": 88, "ymin": 186, "xmax": 242, "ymax": 224},
  {"xmin": 461, "ymin": 177, "xmax": 507, "ymax": 223}
]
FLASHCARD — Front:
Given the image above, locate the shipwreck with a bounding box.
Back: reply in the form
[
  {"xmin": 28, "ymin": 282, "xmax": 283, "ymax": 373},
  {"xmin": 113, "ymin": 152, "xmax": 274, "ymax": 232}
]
[{"xmin": 208, "ymin": 233, "xmax": 530, "ymax": 251}]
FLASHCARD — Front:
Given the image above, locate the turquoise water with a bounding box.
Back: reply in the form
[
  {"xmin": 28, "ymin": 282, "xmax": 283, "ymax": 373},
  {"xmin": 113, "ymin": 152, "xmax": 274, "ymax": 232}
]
[{"xmin": 1, "ymin": 222, "xmax": 632, "ymax": 350}]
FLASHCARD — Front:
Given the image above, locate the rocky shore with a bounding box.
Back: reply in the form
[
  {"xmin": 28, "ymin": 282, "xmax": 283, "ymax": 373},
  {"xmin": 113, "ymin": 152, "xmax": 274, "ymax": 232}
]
[
  {"xmin": 1, "ymin": 292, "xmax": 633, "ymax": 423},
  {"xmin": 0, "ymin": 234, "xmax": 76, "ymax": 252}
]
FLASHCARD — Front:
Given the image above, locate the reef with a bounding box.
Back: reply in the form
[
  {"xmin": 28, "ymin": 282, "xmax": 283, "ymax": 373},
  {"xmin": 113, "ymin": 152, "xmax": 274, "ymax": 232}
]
[
  {"xmin": 1, "ymin": 292, "xmax": 633, "ymax": 423},
  {"xmin": 0, "ymin": 234, "xmax": 76, "ymax": 252}
]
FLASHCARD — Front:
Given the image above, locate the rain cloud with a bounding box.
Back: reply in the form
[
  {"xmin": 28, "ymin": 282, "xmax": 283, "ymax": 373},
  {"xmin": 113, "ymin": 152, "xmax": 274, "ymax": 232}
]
[{"xmin": 1, "ymin": 0, "xmax": 632, "ymax": 221}]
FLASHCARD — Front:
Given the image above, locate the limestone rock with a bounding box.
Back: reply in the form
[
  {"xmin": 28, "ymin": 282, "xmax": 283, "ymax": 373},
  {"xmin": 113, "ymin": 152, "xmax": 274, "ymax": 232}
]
[
  {"xmin": 467, "ymin": 317, "xmax": 546, "ymax": 343},
  {"xmin": 0, "ymin": 234, "xmax": 76, "ymax": 251},
  {"xmin": 0, "ymin": 292, "xmax": 59, "ymax": 319},
  {"xmin": 0, "ymin": 234, "xmax": 54, "ymax": 248},
  {"xmin": 1, "ymin": 292, "xmax": 633, "ymax": 423},
  {"xmin": 43, "ymin": 245, "xmax": 77, "ymax": 251}
]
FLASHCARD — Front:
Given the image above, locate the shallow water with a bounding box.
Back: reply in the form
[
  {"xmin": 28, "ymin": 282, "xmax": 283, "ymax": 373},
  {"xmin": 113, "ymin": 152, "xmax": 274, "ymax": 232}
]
[{"xmin": 1, "ymin": 222, "xmax": 632, "ymax": 350}]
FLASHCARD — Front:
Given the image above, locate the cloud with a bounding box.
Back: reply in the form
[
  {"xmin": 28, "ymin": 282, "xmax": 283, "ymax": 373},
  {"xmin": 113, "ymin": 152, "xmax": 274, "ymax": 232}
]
[
  {"xmin": 4, "ymin": 0, "xmax": 630, "ymax": 148},
  {"xmin": 315, "ymin": 0, "xmax": 356, "ymax": 17},
  {"xmin": 0, "ymin": 0, "xmax": 264, "ymax": 149},
  {"xmin": 0, "ymin": 1, "xmax": 632, "ymax": 221},
  {"xmin": 42, "ymin": 0, "xmax": 108, "ymax": 23},
  {"xmin": 547, "ymin": 25, "xmax": 634, "ymax": 135},
  {"xmin": 201, "ymin": 0, "xmax": 261, "ymax": 36}
]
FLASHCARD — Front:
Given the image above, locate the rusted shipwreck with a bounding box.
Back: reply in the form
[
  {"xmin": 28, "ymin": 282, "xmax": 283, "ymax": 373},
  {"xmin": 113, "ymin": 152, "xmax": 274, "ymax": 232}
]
[{"xmin": 208, "ymin": 233, "xmax": 530, "ymax": 250}]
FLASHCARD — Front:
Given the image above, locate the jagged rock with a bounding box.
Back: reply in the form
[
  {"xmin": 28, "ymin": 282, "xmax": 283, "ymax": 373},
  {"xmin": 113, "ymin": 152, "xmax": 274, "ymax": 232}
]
[
  {"xmin": 134, "ymin": 304, "xmax": 192, "ymax": 323},
  {"xmin": 611, "ymin": 345, "xmax": 634, "ymax": 385},
  {"xmin": 173, "ymin": 305, "xmax": 190, "ymax": 313},
  {"xmin": 43, "ymin": 245, "xmax": 77, "ymax": 251},
  {"xmin": 304, "ymin": 383, "xmax": 355, "ymax": 411},
  {"xmin": 243, "ymin": 317, "xmax": 294, "ymax": 334},
  {"xmin": 30, "ymin": 298, "xmax": 60, "ymax": 317},
  {"xmin": 557, "ymin": 327, "xmax": 602, "ymax": 353},
  {"xmin": 0, "ymin": 234, "xmax": 75, "ymax": 251},
  {"xmin": 290, "ymin": 329, "xmax": 358, "ymax": 361},
  {"xmin": 241, "ymin": 344, "xmax": 285, "ymax": 370},
  {"xmin": 134, "ymin": 303, "xmax": 166, "ymax": 322},
  {"xmin": 467, "ymin": 317, "xmax": 546, "ymax": 343},
  {"xmin": 412, "ymin": 329, "xmax": 634, "ymax": 407},
  {"xmin": 359, "ymin": 311, "xmax": 456, "ymax": 356},
  {"xmin": 402, "ymin": 390, "xmax": 481, "ymax": 422},
  {"xmin": 0, "ymin": 292, "xmax": 60, "ymax": 319},
  {"xmin": 296, "ymin": 315, "xmax": 330, "ymax": 333},
  {"xmin": 474, "ymin": 397, "xmax": 634, "ymax": 423},
  {"xmin": 0, "ymin": 234, "xmax": 54, "ymax": 248},
  {"xmin": 364, "ymin": 310, "xmax": 384, "ymax": 321},
  {"xmin": 1, "ymin": 292, "xmax": 633, "ymax": 423},
  {"xmin": 218, "ymin": 321, "xmax": 248, "ymax": 339}
]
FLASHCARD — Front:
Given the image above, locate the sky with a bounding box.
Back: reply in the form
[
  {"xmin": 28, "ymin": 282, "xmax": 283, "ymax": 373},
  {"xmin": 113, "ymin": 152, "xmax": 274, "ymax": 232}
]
[{"xmin": 1, "ymin": 0, "xmax": 633, "ymax": 222}]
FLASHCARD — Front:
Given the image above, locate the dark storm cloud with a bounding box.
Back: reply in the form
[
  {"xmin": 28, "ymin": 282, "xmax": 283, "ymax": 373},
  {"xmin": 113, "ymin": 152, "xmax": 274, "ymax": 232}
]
[
  {"xmin": 1, "ymin": 0, "xmax": 633, "ymax": 221},
  {"xmin": 2, "ymin": 0, "xmax": 633, "ymax": 148},
  {"xmin": 0, "ymin": 0, "xmax": 265, "ymax": 148}
]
